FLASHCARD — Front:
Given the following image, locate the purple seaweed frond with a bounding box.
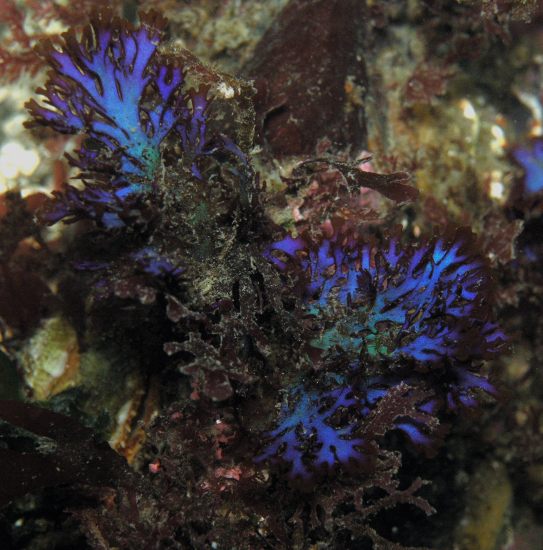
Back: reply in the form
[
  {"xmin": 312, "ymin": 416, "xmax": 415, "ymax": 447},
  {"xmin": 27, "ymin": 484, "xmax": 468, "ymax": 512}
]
[
  {"xmin": 254, "ymin": 378, "xmax": 370, "ymax": 482},
  {"xmin": 360, "ymin": 376, "xmax": 440, "ymax": 451},
  {"xmin": 443, "ymin": 365, "xmax": 498, "ymax": 410},
  {"xmin": 255, "ymin": 375, "xmax": 442, "ymax": 484},
  {"xmin": 177, "ymin": 85, "xmax": 211, "ymax": 179},
  {"xmin": 360, "ymin": 381, "xmax": 442, "ymax": 457},
  {"xmin": 512, "ymin": 138, "xmax": 543, "ymax": 195},
  {"xmin": 26, "ymin": 10, "xmax": 214, "ymax": 226},
  {"xmin": 39, "ymin": 182, "xmax": 134, "ymax": 228},
  {"xmin": 131, "ymin": 246, "xmax": 184, "ymax": 280},
  {"xmin": 265, "ymin": 226, "xmax": 506, "ymax": 364},
  {"xmin": 72, "ymin": 246, "xmax": 184, "ymax": 304},
  {"xmin": 27, "ymin": 10, "xmax": 178, "ymax": 182},
  {"xmin": 363, "ymin": 360, "xmax": 497, "ymax": 422}
]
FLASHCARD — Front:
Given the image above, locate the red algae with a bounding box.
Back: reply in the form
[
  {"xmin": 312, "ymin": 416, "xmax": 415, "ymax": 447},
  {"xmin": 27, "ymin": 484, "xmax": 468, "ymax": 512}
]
[{"xmin": 244, "ymin": 0, "xmax": 368, "ymax": 156}]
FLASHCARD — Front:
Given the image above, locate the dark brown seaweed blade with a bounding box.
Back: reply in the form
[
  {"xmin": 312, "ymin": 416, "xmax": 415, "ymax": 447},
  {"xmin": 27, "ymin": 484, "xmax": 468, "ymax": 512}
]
[
  {"xmin": 0, "ymin": 400, "xmax": 132, "ymax": 507},
  {"xmin": 244, "ymin": 0, "xmax": 368, "ymax": 156}
]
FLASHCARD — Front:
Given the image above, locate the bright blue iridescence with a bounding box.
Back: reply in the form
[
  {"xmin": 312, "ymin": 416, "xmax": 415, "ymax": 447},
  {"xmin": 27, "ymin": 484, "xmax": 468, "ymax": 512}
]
[
  {"xmin": 361, "ymin": 376, "xmax": 435, "ymax": 447},
  {"xmin": 254, "ymin": 381, "xmax": 367, "ymax": 480},
  {"xmin": 254, "ymin": 375, "xmax": 440, "ymax": 480},
  {"xmin": 178, "ymin": 88, "xmax": 210, "ymax": 179},
  {"xmin": 267, "ymin": 234, "xmax": 504, "ymax": 363},
  {"xmin": 513, "ymin": 140, "xmax": 543, "ymax": 194},
  {"xmin": 31, "ymin": 14, "xmax": 215, "ymax": 227},
  {"xmin": 264, "ymin": 235, "xmax": 306, "ymax": 270},
  {"xmin": 38, "ymin": 21, "xmax": 180, "ymax": 186},
  {"xmin": 261, "ymin": 232, "xmax": 504, "ymax": 480},
  {"xmin": 72, "ymin": 247, "xmax": 183, "ymax": 282},
  {"xmin": 446, "ymin": 366, "xmax": 497, "ymax": 410}
]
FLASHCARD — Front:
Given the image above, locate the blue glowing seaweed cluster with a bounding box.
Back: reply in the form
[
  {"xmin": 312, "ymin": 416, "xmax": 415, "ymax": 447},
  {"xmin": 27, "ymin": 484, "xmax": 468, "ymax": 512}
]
[
  {"xmin": 255, "ymin": 374, "xmax": 441, "ymax": 481},
  {"xmin": 258, "ymin": 225, "xmax": 505, "ymax": 482},
  {"xmin": 513, "ymin": 139, "xmax": 543, "ymax": 195},
  {"xmin": 266, "ymin": 228, "xmax": 505, "ymax": 363},
  {"xmin": 26, "ymin": 10, "xmax": 211, "ymax": 227},
  {"xmin": 131, "ymin": 247, "xmax": 184, "ymax": 280},
  {"xmin": 74, "ymin": 246, "xmax": 184, "ymax": 280}
]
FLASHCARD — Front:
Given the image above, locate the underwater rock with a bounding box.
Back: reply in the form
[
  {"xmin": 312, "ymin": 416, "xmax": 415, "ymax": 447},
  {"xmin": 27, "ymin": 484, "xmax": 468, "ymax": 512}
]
[
  {"xmin": 455, "ymin": 461, "xmax": 512, "ymax": 550},
  {"xmin": 18, "ymin": 316, "xmax": 80, "ymax": 401}
]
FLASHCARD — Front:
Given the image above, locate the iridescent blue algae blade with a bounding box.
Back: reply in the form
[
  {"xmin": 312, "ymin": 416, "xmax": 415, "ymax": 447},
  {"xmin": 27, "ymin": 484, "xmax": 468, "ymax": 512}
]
[
  {"xmin": 445, "ymin": 365, "xmax": 497, "ymax": 410},
  {"xmin": 254, "ymin": 381, "xmax": 369, "ymax": 481},
  {"xmin": 513, "ymin": 139, "xmax": 543, "ymax": 195},
  {"xmin": 27, "ymin": 11, "xmax": 179, "ymax": 183},
  {"xmin": 177, "ymin": 86, "xmax": 211, "ymax": 179},
  {"xmin": 360, "ymin": 375, "xmax": 442, "ymax": 452},
  {"xmin": 25, "ymin": 10, "xmax": 211, "ymax": 226},
  {"xmin": 131, "ymin": 247, "xmax": 184, "ymax": 279},
  {"xmin": 40, "ymin": 182, "xmax": 131, "ymax": 228},
  {"xmin": 255, "ymin": 376, "xmax": 441, "ymax": 483},
  {"xmin": 265, "ymin": 226, "xmax": 506, "ymax": 364},
  {"xmin": 73, "ymin": 247, "xmax": 184, "ymax": 280}
]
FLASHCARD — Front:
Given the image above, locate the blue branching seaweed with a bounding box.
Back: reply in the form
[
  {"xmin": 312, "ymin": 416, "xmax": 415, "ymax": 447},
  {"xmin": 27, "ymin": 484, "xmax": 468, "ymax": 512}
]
[
  {"xmin": 255, "ymin": 375, "xmax": 440, "ymax": 483},
  {"xmin": 254, "ymin": 380, "xmax": 369, "ymax": 481},
  {"xmin": 258, "ymin": 225, "xmax": 504, "ymax": 482},
  {"xmin": 131, "ymin": 247, "xmax": 184, "ymax": 280},
  {"xmin": 26, "ymin": 10, "xmax": 211, "ymax": 227},
  {"xmin": 266, "ymin": 226, "xmax": 505, "ymax": 364},
  {"xmin": 444, "ymin": 365, "xmax": 497, "ymax": 410},
  {"xmin": 17, "ymin": 7, "xmax": 510, "ymax": 526}
]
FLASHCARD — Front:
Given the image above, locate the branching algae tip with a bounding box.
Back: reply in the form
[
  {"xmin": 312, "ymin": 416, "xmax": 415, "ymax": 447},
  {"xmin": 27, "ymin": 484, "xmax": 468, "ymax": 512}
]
[{"xmin": 18, "ymin": 6, "xmax": 508, "ymax": 540}]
